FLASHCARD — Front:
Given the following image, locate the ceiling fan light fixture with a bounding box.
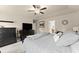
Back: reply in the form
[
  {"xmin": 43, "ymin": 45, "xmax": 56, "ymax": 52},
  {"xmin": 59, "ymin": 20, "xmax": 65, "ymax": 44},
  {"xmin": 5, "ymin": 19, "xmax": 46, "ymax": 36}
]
[
  {"xmin": 35, "ymin": 9, "xmax": 40, "ymax": 14},
  {"xmin": 28, "ymin": 5, "xmax": 47, "ymax": 15}
]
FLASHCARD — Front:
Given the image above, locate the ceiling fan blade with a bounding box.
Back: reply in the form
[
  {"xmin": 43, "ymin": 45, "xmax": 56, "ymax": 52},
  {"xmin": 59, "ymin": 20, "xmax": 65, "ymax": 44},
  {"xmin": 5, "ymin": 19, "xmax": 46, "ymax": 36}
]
[
  {"xmin": 40, "ymin": 7, "xmax": 47, "ymax": 10},
  {"xmin": 27, "ymin": 10, "xmax": 35, "ymax": 12},
  {"xmin": 40, "ymin": 12, "xmax": 44, "ymax": 14},
  {"xmin": 33, "ymin": 5, "xmax": 36, "ymax": 8}
]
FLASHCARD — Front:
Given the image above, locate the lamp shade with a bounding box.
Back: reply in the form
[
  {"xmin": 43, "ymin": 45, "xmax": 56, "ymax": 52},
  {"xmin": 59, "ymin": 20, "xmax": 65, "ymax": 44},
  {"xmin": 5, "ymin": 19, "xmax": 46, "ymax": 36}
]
[{"xmin": 73, "ymin": 27, "xmax": 79, "ymax": 31}]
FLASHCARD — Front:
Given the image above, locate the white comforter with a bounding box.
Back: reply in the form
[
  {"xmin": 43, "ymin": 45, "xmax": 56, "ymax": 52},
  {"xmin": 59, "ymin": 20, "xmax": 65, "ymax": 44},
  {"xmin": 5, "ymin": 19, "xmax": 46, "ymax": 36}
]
[{"xmin": 23, "ymin": 33, "xmax": 72, "ymax": 53}]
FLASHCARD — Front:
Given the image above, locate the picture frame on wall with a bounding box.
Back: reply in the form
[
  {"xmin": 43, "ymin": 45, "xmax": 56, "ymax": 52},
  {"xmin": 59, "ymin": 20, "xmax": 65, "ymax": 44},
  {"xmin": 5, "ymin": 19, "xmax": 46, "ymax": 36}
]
[{"xmin": 39, "ymin": 21, "xmax": 45, "ymax": 28}]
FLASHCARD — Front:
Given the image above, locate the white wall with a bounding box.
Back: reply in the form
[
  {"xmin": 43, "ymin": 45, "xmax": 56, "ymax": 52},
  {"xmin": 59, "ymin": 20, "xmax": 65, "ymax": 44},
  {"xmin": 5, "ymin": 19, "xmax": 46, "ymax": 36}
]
[
  {"xmin": 0, "ymin": 5, "xmax": 34, "ymax": 31},
  {"xmin": 39, "ymin": 11, "xmax": 79, "ymax": 32},
  {"xmin": 0, "ymin": 15, "xmax": 33, "ymax": 30},
  {"xmin": 1, "ymin": 6, "xmax": 79, "ymax": 33},
  {"xmin": 54, "ymin": 11, "xmax": 79, "ymax": 32}
]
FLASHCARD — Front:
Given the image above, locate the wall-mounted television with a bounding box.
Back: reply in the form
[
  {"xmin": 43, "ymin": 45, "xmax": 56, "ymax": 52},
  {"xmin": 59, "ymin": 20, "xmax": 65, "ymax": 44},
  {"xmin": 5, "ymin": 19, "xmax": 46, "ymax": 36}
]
[{"xmin": 22, "ymin": 23, "xmax": 32, "ymax": 30}]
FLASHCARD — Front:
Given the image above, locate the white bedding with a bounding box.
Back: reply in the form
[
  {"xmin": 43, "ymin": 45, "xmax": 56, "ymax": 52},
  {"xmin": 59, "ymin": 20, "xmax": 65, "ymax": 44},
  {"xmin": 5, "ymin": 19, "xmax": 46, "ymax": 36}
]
[
  {"xmin": 27, "ymin": 32, "xmax": 50, "ymax": 40},
  {"xmin": 56, "ymin": 32, "xmax": 79, "ymax": 47},
  {"xmin": 71, "ymin": 40, "xmax": 79, "ymax": 53},
  {"xmin": 23, "ymin": 33, "xmax": 72, "ymax": 53}
]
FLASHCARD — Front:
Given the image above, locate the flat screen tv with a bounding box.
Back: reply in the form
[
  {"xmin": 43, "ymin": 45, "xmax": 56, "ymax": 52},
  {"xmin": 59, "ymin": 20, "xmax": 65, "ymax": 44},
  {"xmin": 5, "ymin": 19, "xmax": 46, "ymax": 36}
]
[
  {"xmin": 0, "ymin": 28, "xmax": 17, "ymax": 47},
  {"xmin": 22, "ymin": 23, "xmax": 32, "ymax": 30}
]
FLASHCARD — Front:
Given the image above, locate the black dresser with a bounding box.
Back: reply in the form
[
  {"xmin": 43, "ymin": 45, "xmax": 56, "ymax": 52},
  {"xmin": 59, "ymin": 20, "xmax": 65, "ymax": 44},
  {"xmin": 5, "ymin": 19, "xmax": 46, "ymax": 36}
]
[{"xmin": 0, "ymin": 28, "xmax": 17, "ymax": 47}]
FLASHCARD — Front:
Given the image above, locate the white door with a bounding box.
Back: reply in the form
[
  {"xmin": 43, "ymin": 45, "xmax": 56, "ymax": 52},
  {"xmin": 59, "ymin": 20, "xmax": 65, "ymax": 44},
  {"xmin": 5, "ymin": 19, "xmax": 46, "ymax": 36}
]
[{"xmin": 48, "ymin": 20, "xmax": 55, "ymax": 33}]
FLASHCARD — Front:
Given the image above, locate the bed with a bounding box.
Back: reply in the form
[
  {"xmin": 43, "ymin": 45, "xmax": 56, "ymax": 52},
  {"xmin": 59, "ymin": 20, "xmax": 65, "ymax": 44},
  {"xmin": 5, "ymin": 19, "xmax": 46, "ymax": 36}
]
[{"xmin": 23, "ymin": 32, "xmax": 79, "ymax": 53}]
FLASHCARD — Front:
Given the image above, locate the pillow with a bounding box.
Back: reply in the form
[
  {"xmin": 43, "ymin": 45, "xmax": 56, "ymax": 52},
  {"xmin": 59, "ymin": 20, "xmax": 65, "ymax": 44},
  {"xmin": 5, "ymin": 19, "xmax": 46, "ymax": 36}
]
[
  {"xmin": 53, "ymin": 32, "xmax": 63, "ymax": 42},
  {"xmin": 53, "ymin": 34, "xmax": 60, "ymax": 42},
  {"xmin": 56, "ymin": 32, "xmax": 79, "ymax": 47}
]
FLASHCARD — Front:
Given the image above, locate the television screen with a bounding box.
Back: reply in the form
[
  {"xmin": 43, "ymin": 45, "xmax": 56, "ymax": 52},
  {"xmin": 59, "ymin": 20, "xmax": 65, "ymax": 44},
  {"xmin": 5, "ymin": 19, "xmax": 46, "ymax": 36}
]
[{"xmin": 22, "ymin": 23, "xmax": 32, "ymax": 30}]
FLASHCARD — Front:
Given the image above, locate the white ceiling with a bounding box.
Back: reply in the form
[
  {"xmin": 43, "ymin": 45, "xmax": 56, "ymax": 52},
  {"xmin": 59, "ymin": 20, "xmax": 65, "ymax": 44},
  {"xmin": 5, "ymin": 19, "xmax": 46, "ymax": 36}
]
[{"xmin": 0, "ymin": 5, "xmax": 79, "ymax": 20}]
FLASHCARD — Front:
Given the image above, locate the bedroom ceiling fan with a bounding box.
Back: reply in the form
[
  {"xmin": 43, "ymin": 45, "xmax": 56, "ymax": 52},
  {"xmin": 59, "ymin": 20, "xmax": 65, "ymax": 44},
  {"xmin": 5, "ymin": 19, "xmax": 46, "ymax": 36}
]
[{"xmin": 28, "ymin": 5, "xmax": 47, "ymax": 15}]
